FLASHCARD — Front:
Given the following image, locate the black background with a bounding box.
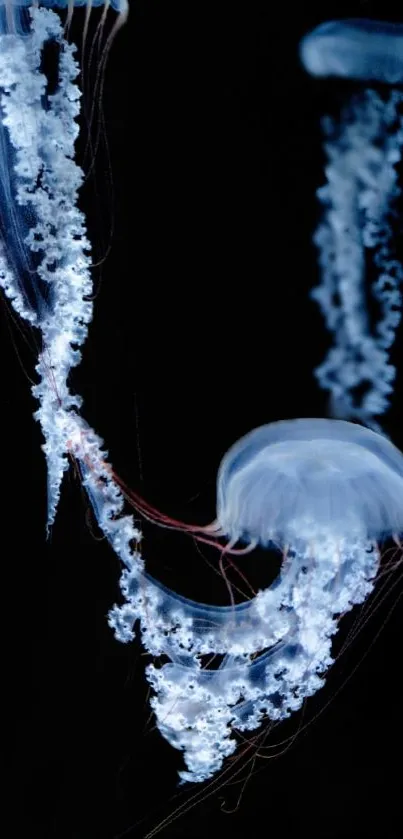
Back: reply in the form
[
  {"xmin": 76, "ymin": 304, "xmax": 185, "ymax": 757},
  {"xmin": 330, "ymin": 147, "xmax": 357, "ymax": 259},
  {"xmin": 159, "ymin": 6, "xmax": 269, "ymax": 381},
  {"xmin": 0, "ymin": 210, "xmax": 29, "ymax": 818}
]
[{"xmin": 3, "ymin": 1, "xmax": 403, "ymax": 837}]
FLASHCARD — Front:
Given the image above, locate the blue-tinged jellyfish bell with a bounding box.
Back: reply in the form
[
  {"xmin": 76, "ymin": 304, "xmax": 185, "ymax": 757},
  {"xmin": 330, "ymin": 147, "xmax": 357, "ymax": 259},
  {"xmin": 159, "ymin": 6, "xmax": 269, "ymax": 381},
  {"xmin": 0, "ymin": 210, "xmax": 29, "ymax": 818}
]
[
  {"xmin": 300, "ymin": 20, "xmax": 403, "ymax": 430},
  {"xmin": 213, "ymin": 418, "xmax": 403, "ymax": 544},
  {"xmin": 300, "ymin": 18, "xmax": 403, "ymax": 85}
]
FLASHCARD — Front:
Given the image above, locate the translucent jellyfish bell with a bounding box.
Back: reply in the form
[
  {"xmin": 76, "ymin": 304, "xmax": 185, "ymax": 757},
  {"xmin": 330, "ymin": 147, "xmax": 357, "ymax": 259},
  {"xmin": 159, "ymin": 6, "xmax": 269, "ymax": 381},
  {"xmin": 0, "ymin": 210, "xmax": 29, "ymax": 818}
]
[
  {"xmin": 300, "ymin": 18, "xmax": 403, "ymax": 85},
  {"xmin": 215, "ymin": 418, "xmax": 403, "ymax": 545}
]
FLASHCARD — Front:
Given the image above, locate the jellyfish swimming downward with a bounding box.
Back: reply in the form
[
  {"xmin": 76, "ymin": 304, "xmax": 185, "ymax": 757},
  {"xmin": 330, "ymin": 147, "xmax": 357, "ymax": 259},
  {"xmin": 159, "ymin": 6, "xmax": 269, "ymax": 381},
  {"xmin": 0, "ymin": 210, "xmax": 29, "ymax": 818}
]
[{"xmin": 0, "ymin": 6, "xmax": 403, "ymax": 784}]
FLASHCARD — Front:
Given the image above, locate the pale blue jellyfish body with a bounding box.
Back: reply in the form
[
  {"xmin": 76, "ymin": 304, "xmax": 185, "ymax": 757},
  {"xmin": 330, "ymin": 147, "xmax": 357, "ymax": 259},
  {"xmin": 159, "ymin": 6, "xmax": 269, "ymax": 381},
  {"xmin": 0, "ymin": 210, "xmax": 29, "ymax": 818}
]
[
  {"xmin": 300, "ymin": 19, "xmax": 403, "ymax": 85},
  {"xmin": 300, "ymin": 20, "xmax": 403, "ymax": 428},
  {"xmin": 216, "ymin": 419, "xmax": 403, "ymax": 544},
  {"xmin": 108, "ymin": 417, "xmax": 403, "ymax": 782},
  {"xmin": 87, "ymin": 16, "xmax": 403, "ymax": 783},
  {"xmin": 1, "ymin": 6, "xmax": 403, "ymax": 785}
]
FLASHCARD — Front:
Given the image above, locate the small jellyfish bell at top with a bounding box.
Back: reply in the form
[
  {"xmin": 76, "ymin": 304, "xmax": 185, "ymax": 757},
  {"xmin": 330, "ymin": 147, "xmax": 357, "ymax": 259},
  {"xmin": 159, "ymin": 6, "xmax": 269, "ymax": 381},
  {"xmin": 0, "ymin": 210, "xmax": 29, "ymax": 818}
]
[
  {"xmin": 299, "ymin": 20, "xmax": 403, "ymax": 430},
  {"xmin": 300, "ymin": 18, "xmax": 403, "ymax": 85},
  {"xmin": 108, "ymin": 418, "xmax": 403, "ymax": 783}
]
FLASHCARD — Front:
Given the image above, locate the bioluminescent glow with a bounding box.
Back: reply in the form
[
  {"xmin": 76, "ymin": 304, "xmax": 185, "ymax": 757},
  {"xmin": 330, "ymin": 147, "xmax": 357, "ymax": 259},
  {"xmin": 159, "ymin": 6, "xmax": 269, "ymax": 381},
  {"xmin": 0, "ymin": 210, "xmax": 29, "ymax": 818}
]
[
  {"xmin": 1, "ymin": 8, "xmax": 402, "ymax": 785},
  {"xmin": 300, "ymin": 19, "xmax": 403, "ymax": 429}
]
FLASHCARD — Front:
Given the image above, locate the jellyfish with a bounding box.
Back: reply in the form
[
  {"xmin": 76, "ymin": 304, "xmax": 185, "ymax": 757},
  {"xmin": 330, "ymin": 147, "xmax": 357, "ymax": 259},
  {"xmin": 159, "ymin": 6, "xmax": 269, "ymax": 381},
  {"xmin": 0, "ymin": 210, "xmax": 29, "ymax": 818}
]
[
  {"xmin": 299, "ymin": 19, "xmax": 403, "ymax": 429},
  {"xmin": 300, "ymin": 19, "xmax": 403, "ymax": 84},
  {"xmin": 2, "ymin": 4, "xmax": 403, "ymax": 790},
  {"xmin": 105, "ymin": 417, "xmax": 403, "ymax": 783}
]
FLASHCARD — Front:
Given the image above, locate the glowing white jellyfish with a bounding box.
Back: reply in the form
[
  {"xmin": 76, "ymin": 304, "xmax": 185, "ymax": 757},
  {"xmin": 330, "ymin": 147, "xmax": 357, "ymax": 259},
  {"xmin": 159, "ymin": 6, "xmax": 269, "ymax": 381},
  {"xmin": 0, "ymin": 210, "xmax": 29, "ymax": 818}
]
[
  {"xmin": 108, "ymin": 418, "xmax": 403, "ymax": 783},
  {"xmin": 1, "ymin": 5, "xmax": 403, "ymax": 788},
  {"xmin": 300, "ymin": 19, "xmax": 403, "ymax": 428}
]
